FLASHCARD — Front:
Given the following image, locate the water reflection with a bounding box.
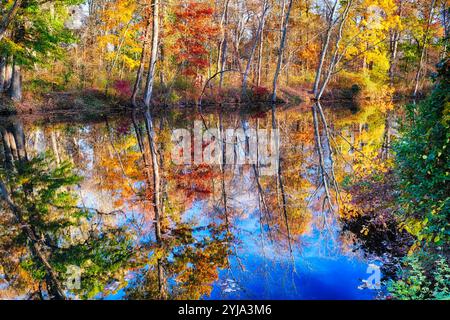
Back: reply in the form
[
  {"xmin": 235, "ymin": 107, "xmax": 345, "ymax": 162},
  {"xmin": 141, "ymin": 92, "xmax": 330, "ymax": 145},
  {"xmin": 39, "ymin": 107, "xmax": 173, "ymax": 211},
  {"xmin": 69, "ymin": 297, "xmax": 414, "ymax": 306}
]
[{"xmin": 0, "ymin": 101, "xmax": 394, "ymax": 299}]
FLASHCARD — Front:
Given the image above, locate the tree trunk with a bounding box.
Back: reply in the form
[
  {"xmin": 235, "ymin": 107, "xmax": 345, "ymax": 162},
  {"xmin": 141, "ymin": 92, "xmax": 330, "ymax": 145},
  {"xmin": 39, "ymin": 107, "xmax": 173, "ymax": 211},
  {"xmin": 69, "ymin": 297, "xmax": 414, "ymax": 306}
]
[
  {"xmin": 413, "ymin": 0, "xmax": 436, "ymax": 98},
  {"xmin": 388, "ymin": 1, "xmax": 403, "ymax": 85},
  {"xmin": 4, "ymin": 58, "xmax": 12, "ymax": 90},
  {"xmin": 9, "ymin": 59, "xmax": 21, "ymax": 101},
  {"xmin": 242, "ymin": 1, "xmax": 269, "ymax": 96},
  {"xmin": 218, "ymin": 0, "xmax": 230, "ymax": 89},
  {"xmin": 159, "ymin": 3, "xmax": 166, "ymax": 88},
  {"xmin": 131, "ymin": 19, "xmax": 152, "ymax": 107},
  {"xmin": 0, "ymin": 56, "xmax": 6, "ymax": 92},
  {"xmin": 143, "ymin": 0, "xmax": 160, "ymax": 109},
  {"xmin": 440, "ymin": 0, "xmax": 449, "ymax": 59},
  {"xmin": 313, "ymin": 0, "xmax": 339, "ymax": 97},
  {"xmin": 388, "ymin": 32, "xmax": 400, "ymax": 85},
  {"xmin": 0, "ymin": 0, "xmax": 22, "ymax": 41},
  {"xmin": 316, "ymin": 0, "xmax": 352, "ymax": 100},
  {"xmin": 271, "ymin": 0, "xmax": 293, "ymax": 103},
  {"xmin": 256, "ymin": 27, "xmax": 264, "ymax": 87}
]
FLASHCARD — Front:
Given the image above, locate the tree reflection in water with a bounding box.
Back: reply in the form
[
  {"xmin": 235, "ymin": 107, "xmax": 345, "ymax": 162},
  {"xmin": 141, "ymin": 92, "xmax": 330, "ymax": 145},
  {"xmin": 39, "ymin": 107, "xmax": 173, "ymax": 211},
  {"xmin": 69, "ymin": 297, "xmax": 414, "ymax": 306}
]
[{"xmin": 0, "ymin": 101, "xmax": 394, "ymax": 299}]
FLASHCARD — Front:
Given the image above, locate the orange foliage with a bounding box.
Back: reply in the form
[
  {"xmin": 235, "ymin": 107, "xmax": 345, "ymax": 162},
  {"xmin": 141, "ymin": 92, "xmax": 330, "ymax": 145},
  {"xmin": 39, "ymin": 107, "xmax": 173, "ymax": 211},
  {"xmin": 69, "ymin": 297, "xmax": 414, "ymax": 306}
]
[{"xmin": 170, "ymin": 2, "xmax": 218, "ymax": 78}]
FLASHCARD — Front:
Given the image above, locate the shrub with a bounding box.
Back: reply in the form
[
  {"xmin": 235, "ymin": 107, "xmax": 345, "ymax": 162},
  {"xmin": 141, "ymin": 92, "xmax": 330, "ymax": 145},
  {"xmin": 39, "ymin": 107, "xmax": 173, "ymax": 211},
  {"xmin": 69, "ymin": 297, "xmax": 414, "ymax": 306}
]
[
  {"xmin": 388, "ymin": 60, "xmax": 450, "ymax": 299},
  {"xmin": 112, "ymin": 79, "xmax": 132, "ymax": 98}
]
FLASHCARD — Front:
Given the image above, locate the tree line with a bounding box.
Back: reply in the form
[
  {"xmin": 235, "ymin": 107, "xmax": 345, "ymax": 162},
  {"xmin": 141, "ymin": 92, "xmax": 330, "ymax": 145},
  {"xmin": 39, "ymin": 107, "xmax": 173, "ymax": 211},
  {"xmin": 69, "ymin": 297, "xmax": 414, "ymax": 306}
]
[{"xmin": 0, "ymin": 0, "xmax": 448, "ymax": 106}]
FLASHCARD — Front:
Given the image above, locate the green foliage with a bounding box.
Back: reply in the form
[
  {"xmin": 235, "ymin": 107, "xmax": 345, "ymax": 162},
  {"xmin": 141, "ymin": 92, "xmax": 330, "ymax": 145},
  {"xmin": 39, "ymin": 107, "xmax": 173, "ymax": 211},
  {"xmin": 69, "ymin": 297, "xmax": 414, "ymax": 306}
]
[
  {"xmin": 0, "ymin": 1, "xmax": 82, "ymax": 68},
  {"xmin": 335, "ymin": 70, "xmax": 390, "ymax": 100},
  {"xmin": 388, "ymin": 252, "xmax": 450, "ymax": 300},
  {"xmin": 0, "ymin": 154, "xmax": 135, "ymax": 299},
  {"xmin": 25, "ymin": 79, "xmax": 65, "ymax": 94},
  {"xmin": 389, "ymin": 60, "xmax": 450, "ymax": 300},
  {"xmin": 394, "ymin": 60, "xmax": 450, "ymax": 245}
]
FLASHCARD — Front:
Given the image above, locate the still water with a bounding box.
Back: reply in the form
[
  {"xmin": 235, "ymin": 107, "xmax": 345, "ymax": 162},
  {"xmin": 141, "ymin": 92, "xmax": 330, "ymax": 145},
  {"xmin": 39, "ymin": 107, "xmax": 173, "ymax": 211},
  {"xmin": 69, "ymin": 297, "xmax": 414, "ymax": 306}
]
[{"xmin": 0, "ymin": 101, "xmax": 394, "ymax": 300}]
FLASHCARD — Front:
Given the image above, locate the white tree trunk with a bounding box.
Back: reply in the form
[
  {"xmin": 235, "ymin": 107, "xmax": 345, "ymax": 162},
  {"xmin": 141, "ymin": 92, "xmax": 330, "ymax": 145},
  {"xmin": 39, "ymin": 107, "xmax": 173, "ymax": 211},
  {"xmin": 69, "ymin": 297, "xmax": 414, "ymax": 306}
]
[
  {"xmin": 0, "ymin": 56, "xmax": 6, "ymax": 92},
  {"xmin": 9, "ymin": 60, "xmax": 21, "ymax": 101},
  {"xmin": 131, "ymin": 19, "xmax": 152, "ymax": 107},
  {"xmin": 271, "ymin": 0, "xmax": 293, "ymax": 103},
  {"xmin": 143, "ymin": 0, "xmax": 160, "ymax": 108},
  {"xmin": 313, "ymin": 1, "xmax": 339, "ymax": 97}
]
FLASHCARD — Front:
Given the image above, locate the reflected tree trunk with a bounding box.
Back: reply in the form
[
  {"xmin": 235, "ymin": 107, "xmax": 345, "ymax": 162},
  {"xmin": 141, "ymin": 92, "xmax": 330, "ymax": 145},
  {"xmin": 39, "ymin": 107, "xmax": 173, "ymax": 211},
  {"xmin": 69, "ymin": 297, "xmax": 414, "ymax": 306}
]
[
  {"xmin": 51, "ymin": 130, "xmax": 61, "ymax": 165},
  {"xmin": 240, "ymin": 116, "xmax": 274, "ymax": 240},
  {"xmin": 0, "ymin": 180, "xmax": 67, "ymax": 300},
  {"xmin": 218, "ymin": 109, "xmax": 231, "ymax": 235},
  {"xmin": 144, "ymin": 110, "xmax": 162, "ymax": 242},
  {"xmin": 311, "ymin": 102, "xmax": 342, "ymax": 221},
  {"xmin": 271, "ymin": 106, "xmax": 292, "ymax": 253},
  {"xmin": 0, "ymin": 119, "xmax": 65, "ymax": 300},
  {"xmin": 142, "ymin": 109, "xmax": 167, "ymax": 299},
  {"xmin": 132, "ymin": 110, "xmax": 167, "ymax": 299},
  {"xmin": 0, "ymin": 119, "xmax": 27, "ymax": 168},
  {"xmin": 381, "ymin": 110, "xmax": 392, "ymax": 160},
  {"xmin": 311, "ymin": 103, "xmax": 333, "ymax": 210}
]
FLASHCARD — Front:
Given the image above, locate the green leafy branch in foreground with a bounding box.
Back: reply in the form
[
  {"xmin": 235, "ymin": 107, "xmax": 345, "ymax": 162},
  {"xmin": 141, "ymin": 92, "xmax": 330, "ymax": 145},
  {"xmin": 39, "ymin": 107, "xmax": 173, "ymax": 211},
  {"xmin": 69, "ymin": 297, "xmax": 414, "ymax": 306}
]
[{"xmin": 0, "ymin": 154, "xmax": 136, "ymax": 299}]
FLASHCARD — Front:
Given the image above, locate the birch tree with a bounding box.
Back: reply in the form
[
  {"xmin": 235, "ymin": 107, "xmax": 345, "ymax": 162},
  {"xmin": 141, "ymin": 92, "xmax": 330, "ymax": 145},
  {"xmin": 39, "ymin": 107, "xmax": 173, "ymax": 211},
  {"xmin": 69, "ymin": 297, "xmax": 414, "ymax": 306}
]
[
  {"xmin": 143, "ymin": 0, "xmax": 160, "ymax": 108},
  {"xmin": 271, "ymin": 0, "xmax": 293, "ymax": 103}
]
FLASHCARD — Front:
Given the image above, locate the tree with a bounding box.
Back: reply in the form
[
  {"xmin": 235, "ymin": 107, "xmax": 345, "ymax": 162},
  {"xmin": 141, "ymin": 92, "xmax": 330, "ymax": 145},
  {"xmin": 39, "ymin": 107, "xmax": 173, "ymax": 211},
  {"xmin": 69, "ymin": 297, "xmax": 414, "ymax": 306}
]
[
  {"xmin": 242, "ymin": 0, "xmax": 270, "ymax": 96},
  {"xmin": 272, "ymin": 0, "xmax": 293, "ymax": 103},
  {"xmin": 389, "ymin": 60, "xmax": 449, "ymax": 299},
  {"xmin": 0, "ymin": 0, "xmax": 22, "ymax": 41},
  {"xmin": 170, "ymin": 1, "xmax": 218, "ymax": 81},
  {"xmin": 143, "ymin": 0, "xmax": 160, "ymax": 108},
  {"xmin": 0, "ymin": 0, "xmax": 82, "ymax": 101},
  {"xmin": 413, "ymin": 0, "xmax": 437, "ymax": 97}
]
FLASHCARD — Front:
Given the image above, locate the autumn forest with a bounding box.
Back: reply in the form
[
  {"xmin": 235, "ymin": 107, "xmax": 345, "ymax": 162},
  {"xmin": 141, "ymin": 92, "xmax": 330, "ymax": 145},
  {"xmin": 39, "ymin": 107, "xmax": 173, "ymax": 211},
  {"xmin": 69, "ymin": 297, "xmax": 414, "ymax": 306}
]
[{"xmin": 0, "ymin": 0, "xmax": 449, "ymax": 301}]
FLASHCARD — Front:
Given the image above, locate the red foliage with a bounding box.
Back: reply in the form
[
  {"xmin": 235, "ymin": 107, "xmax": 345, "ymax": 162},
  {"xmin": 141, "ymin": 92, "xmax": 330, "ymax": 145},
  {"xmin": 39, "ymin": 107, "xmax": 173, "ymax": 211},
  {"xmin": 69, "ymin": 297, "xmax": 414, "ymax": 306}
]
[
  {"xmin": 170, "ymin": 2, "xmax": 218, "ymax": 78},
  {"xmin": 252, "ymin": 86, "xmax": 270, "ymax": 98},
  {"xmin": 113, "ymin": 80, "xmax": 132, "ymax": 98},
  {"xmin": 175, "ymin": 164, "xmax": 218, "ymax": 202},
  {"xmin": 116, "ymin": 120, "xmax": 130, "ymax": 135}
]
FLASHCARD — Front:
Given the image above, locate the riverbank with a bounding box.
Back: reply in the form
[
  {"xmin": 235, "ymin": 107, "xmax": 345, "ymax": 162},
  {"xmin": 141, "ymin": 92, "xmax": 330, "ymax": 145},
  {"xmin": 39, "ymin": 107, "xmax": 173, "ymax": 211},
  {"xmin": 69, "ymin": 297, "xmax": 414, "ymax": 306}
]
[{"xmin": 0, "ymin": 83, "xmax": 431, "ymax": 117}]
